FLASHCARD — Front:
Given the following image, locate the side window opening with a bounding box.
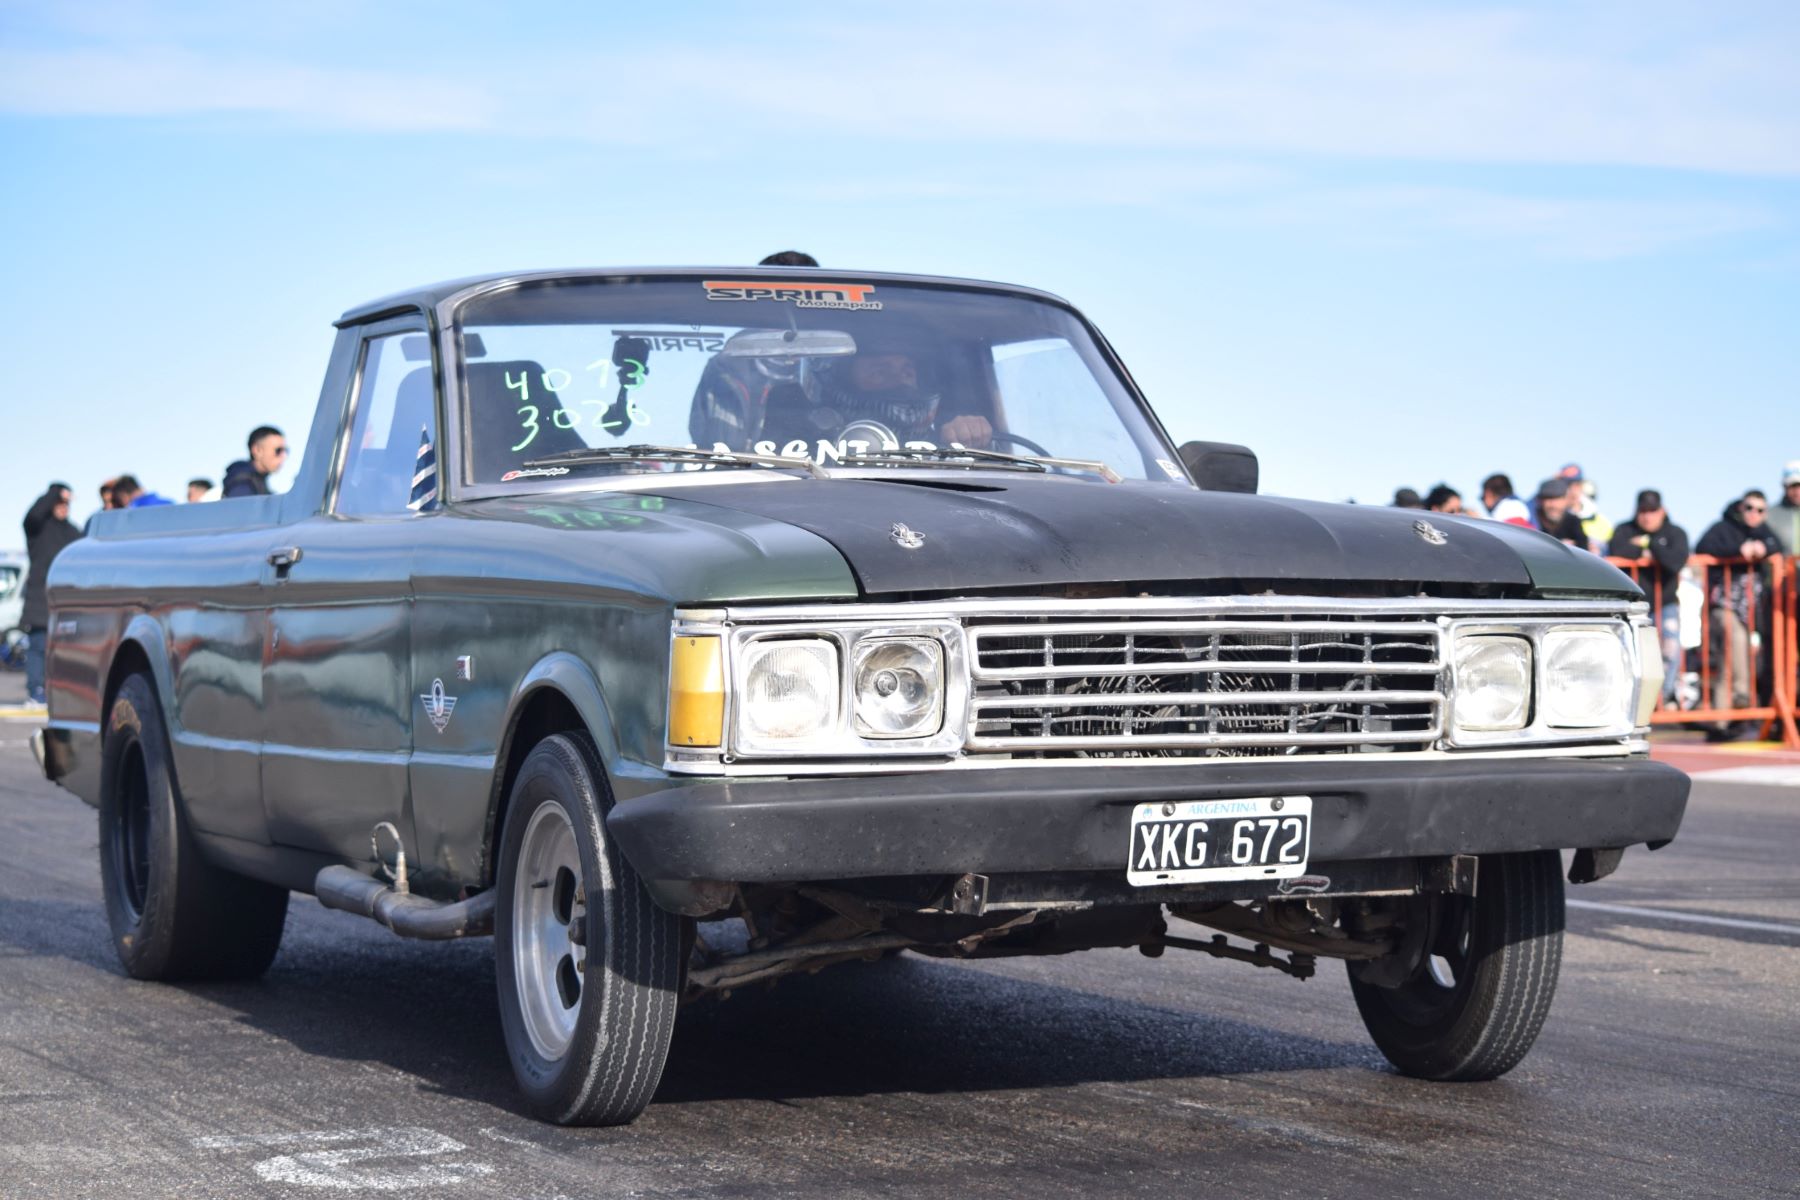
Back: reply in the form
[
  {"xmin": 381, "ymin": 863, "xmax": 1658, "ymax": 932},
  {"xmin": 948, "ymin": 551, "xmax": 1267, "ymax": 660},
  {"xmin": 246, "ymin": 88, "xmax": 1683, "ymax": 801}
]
[{"xmin": 337, "ymin": 334, "xmax": 438, "ymax": 515}]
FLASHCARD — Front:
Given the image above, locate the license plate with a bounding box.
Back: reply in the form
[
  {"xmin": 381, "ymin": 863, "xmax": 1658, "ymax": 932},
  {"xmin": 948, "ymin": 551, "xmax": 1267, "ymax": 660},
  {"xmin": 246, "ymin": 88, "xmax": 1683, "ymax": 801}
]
[{"xmin": 1126, "ymin": 796, "xmax": 1313, "ymax": 886}]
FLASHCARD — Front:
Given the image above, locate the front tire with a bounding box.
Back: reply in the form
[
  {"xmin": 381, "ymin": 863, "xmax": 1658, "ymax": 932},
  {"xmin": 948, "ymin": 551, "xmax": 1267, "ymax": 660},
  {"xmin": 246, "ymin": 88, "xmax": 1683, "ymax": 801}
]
[
  {"xmin": 495, "ymin": 733, "xmax": 683, "ymax": 1126},
  {"xmin": 1348, "ymin": 851, "xmax": 1564, "ymax": 1081},
  {"xmin": 99, "ymin": 672, "xmax": 289, "ymax": 980}
]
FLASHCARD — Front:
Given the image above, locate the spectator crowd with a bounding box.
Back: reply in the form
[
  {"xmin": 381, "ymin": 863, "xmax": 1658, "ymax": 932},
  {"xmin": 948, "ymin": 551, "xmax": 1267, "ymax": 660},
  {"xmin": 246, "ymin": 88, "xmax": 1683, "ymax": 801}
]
[
  {"xmin": 15, "ymin": 425, "xmax": 289, "ymax": 709},
  {"xmin": 14, "ymin": 422, "xmax": 1800, "ymax": 744},
  {"xmin": 1393, "ymin": 460, "xmax": 1800, "ymax": 741}
]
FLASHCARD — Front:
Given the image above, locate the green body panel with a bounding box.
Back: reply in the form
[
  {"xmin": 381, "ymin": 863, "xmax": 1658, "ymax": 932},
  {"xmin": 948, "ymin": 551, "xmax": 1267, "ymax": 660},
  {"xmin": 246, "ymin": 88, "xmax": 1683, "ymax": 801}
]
[
  {"xmin": 37, "ymin": 277, "xmax": 1637, "ymax": 902},
  {"xmin": 43, "ymin": 467, "xmax": 856, "ymax": 895},
  {"xmin": 1473, "ymin": 517, "xmax": 1641, "ymax": 597}
]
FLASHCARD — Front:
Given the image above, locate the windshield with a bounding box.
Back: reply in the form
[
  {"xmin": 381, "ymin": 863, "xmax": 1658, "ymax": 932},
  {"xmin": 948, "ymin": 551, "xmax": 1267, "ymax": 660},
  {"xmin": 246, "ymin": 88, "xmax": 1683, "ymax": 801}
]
[{"xmin": 452, "ymin": 276, "xmax": 1185, "ymax": 488}]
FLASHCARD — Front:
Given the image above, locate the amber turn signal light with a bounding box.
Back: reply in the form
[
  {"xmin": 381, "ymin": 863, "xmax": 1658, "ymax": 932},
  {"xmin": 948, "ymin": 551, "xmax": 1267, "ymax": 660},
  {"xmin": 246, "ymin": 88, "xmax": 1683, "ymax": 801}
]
[{"xmin": 669, "ymin": 635, "xmax": 725, "ymax": 747}]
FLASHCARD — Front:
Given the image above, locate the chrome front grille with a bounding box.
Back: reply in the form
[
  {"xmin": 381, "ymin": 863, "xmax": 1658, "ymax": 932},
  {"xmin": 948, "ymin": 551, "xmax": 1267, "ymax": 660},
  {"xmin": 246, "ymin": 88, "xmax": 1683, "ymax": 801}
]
[{"xmin": 966, "ymin": 618, "xmax": 1444, "ymax": 757}]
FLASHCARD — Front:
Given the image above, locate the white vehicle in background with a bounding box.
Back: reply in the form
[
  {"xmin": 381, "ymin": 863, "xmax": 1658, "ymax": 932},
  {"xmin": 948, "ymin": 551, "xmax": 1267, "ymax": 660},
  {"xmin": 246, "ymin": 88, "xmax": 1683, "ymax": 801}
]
[{"xmin": 0, "ymin": 550, "xmax": 27, "ymax": 670}]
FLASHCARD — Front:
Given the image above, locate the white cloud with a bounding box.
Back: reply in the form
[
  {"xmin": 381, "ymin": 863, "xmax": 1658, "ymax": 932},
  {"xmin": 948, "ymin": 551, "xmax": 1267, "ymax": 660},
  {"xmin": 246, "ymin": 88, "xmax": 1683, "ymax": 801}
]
[
  {"xmin": 0, "ymin": 46, "xmax": 494, "ymax": 132},
  {"xmin": 1246, "ymin": 185, "xmax": 1778, "ymax": 259},
  {"xmin": 4, "ymin": 2, "xmax": 1798, "ymax": 176},
  {"xmin": 657, "ymin": 1, "xmax": 1800, "ymax": 177}
]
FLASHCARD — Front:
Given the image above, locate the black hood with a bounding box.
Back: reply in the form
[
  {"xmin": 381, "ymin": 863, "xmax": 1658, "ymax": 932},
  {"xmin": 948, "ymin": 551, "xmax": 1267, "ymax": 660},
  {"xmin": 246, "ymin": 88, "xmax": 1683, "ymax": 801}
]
[{"xmin": 655, "ymin": 475, "xmax": 1627, "ymax": 597}]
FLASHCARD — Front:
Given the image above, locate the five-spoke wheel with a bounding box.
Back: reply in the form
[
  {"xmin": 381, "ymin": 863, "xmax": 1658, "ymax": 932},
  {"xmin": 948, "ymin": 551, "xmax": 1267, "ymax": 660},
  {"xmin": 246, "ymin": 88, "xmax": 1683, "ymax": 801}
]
[{"xmin": 494, "ymin": 732, "xmax": 684, "ymax": 1126}]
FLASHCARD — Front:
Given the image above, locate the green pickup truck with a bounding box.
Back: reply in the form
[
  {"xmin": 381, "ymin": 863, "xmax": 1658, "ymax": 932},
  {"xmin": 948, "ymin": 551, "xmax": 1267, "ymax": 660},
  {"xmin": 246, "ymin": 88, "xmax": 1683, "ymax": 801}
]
[{"xmin": 38, "ymin": 268, "xmax": 1687, "ymax": 1125}]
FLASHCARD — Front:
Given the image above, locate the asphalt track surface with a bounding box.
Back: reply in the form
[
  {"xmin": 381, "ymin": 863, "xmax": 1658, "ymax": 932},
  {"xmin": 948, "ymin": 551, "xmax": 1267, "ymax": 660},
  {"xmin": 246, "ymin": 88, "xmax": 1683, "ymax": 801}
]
[{"xmin": 2, "ymin": 699, "xmax": 1797, "ymax": 1197}]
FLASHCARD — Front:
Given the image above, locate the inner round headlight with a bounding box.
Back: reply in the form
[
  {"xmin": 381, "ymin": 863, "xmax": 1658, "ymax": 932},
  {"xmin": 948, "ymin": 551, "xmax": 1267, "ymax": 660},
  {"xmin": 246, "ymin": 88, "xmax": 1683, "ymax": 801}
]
[
  {"xmin": 1453, "ymin": 636, "xmax": 1531, "ymax": 732},
  {"xmin": 738, "ymin": 639, "xmax": 839, "ymax": 747},
  {"xmin": 1542, "ymin": 630, "xmax": 1628, "ymax": 728},
  {"xmin": 852, "ymin": 638, "xmax": 944, "ymax": 738}
]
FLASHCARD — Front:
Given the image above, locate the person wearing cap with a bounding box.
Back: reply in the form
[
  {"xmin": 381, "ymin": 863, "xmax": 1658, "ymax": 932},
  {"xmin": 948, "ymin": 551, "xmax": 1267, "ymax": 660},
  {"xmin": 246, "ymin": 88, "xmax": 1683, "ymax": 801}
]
[
  {"xmin": 1775, "ymin": 460, "xmax": 1800, "ymax": 557},
  {"xmin": 1609, "ymin": 490, "xmax": 1688, "ymax": 703},
  {"xmin": 1533, "ymin": 478, "xmax": 1590, "ymax": 550},
  {"xmin": 1557, "ymin": 465, "xmax": 1614, "ymax": 552}
]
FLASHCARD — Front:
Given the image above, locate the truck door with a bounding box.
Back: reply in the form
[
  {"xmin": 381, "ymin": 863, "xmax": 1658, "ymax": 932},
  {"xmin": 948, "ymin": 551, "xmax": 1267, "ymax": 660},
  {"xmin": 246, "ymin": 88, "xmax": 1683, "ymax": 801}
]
[{"xmin": 261, "ymin": 320, "xmax": 436, "ymax": 861}]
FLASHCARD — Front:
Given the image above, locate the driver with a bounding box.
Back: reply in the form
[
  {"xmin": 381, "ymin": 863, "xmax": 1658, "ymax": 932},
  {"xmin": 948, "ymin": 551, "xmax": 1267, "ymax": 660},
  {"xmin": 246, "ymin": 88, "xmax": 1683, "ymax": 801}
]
[{"xmin": 765, "ymin": 336, "xmax": 994, "ymax": 450}]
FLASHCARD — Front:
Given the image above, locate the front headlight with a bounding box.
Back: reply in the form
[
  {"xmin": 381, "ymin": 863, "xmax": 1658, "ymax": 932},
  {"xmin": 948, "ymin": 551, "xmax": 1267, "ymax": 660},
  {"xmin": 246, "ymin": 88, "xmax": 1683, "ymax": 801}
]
[
  {"xmin": 853, "ymin": 637, "xmax": 944, "ymax": 737},
  {"xmin": 704, "ymin": 622, "xmax": 965, "ymax": 759},
  {"xmin": 1452, "ymin": 635, "xmax": 1532, "ymax": 732},
  {"xmin": 1542, "ymin": 629, "xmax": 1630, "ymax": 728},
  {"xmin": 737, "ymin": 638, "xmax": 839, "ymax": 750}
]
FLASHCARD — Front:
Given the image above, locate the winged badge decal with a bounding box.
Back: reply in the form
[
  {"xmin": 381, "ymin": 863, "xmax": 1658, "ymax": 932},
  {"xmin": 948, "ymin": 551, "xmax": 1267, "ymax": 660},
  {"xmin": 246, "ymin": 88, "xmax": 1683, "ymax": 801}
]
[{"xmin": 421, "ymin": 677, "xmax": 458, "ymax": 733}]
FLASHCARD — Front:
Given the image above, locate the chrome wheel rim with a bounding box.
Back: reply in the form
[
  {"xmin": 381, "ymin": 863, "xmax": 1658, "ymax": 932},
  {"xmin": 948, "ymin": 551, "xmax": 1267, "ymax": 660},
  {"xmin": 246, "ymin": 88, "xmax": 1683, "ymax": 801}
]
[{"xmin": 512, "ymin": 800, "xmax": 587, "ymax": 1061}]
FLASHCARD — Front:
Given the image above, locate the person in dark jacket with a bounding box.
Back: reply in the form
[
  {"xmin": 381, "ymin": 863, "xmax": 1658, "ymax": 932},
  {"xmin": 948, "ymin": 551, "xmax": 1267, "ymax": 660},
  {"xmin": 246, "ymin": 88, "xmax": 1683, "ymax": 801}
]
[
  {"xmin": 1609, "ymin": 489, "xmax": 1689, "ymax": 703},
  {"xmin": 21, "ymin": 483, "xmax": 81, "ymax": 706},
  {"xmin": 1694, "ymin": 491, "xmax": 1785, "ymax": 738},
  {"xmin": 222, "ymin": 425, "xmax": 288, "ymax": 498},
  {"xmin": 1533, "ymin": 478, "xmax": 1590, "ymax": 549}
]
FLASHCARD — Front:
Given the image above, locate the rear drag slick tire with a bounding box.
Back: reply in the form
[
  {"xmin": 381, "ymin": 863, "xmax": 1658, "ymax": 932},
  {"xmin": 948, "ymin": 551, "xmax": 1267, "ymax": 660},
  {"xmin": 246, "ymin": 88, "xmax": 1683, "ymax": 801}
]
[{"xmin": 98, "ymin": 672, "xmax": 289, "ymax": 981}]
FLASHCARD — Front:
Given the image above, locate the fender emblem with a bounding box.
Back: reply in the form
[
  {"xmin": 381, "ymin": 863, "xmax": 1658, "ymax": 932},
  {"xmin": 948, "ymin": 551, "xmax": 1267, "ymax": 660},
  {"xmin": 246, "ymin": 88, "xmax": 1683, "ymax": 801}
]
[
  {"xmin": 420, "ymin": 678, "xmax": 458, "ymax": 733},
  {"xmin": 890, "ymin": 522, "xmax": 925, "ymax": 550},
  {"xmin": 1413, "ymin": 519, "xmax": 1448, "ymax": 546}
]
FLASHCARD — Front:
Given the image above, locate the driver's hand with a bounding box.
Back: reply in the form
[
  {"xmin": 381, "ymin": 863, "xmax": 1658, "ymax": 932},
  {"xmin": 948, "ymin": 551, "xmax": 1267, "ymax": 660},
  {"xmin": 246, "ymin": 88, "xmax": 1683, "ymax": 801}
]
[{"xmin": 940, "ymin": 414, "xmax": 994, "ymax": 448}]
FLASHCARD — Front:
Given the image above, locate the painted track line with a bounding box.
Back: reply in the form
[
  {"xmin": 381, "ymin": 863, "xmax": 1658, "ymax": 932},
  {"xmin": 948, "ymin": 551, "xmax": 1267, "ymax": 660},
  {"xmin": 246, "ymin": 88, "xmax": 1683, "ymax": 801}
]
[
  {"xmin": 1568, "ymin": 898, "xmax": 1800, "ymax": 938},
  {"xmin": 1680, "ymin": 764, "xmax": 1800, "ymax": 788}
]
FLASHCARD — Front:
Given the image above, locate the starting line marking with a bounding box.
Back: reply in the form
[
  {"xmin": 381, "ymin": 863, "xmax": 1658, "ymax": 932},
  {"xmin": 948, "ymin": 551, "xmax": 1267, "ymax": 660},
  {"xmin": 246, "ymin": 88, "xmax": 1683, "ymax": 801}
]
[{"xmin": 1567, "ymin": 898, "xmax": 1800, "ymax": 938}]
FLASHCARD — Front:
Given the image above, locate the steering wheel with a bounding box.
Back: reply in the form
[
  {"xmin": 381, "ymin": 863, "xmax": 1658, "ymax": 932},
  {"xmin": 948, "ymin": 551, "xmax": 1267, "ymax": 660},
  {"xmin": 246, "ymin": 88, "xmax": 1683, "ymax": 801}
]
[{"xmin": 985, "ymin": 430, "xmax": 1054, "ymax": 458}]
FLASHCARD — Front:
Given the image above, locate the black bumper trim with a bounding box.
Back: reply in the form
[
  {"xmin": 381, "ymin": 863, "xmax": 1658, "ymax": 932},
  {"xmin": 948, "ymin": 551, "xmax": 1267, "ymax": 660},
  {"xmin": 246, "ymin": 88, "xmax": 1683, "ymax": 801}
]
[{"xmin": 605, "ymin": 757, "xmax": 1689, "ymax": 885}]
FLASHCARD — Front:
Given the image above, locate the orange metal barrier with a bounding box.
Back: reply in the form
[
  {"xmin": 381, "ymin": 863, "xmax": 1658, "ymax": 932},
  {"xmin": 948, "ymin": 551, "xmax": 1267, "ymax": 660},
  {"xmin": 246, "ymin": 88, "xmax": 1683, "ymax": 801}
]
[{"xmin": 1604, "ymin": 552, "xmax": 1799, "ymax": 748}]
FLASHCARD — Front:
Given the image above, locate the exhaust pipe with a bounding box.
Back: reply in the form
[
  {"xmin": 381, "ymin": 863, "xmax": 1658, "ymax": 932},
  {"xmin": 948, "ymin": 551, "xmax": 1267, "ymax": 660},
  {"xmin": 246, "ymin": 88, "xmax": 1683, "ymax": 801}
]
[{"xmin": 314, "ymin": 865, "xmax": 495, "ymax": 940}]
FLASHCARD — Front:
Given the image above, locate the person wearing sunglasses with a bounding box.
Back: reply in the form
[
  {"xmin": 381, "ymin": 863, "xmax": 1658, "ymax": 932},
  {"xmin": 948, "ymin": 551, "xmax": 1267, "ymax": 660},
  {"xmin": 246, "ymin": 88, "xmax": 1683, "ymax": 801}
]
[
  {"xmin": 222, "ymin": 425, "xmax": 289, "ymax": 498},
  {"xmin": 1695, "ymin": 489, "xmax": 1787, "ymax": 739}
]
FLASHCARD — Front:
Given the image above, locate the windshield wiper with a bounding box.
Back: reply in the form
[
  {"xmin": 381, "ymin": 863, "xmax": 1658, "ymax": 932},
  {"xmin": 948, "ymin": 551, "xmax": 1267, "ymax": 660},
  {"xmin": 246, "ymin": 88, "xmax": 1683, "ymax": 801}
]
[
  {"xmin": 840, "ymin": 445, "xmax": 1122, "ymax": 484},
  {"xmin": 522, "ymin": 444, "xmax": 828, "ymax": 479}
]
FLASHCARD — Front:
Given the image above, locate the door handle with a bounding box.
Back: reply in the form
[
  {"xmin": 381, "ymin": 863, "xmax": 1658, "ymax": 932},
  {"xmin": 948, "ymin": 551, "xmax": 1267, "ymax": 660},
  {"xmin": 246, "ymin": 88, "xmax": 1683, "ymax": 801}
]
[{"xmin": 267, "ymin": 546, "xmax": 303, "ymax": 571}]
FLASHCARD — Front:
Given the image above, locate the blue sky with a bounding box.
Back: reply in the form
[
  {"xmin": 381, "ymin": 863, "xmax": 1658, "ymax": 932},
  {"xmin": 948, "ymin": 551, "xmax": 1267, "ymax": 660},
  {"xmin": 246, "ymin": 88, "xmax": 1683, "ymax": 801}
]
[{"xmin": 2, "ymin": 0, "xmax": 1797, "ymax": 543}]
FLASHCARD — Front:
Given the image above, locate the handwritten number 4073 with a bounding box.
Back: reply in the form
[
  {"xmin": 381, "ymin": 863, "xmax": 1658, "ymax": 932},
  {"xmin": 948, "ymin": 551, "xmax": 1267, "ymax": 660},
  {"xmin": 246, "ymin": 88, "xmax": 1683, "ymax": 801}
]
[{"xmin": 508, "ymin": 361, "xmax": 647, "ymax": 452}]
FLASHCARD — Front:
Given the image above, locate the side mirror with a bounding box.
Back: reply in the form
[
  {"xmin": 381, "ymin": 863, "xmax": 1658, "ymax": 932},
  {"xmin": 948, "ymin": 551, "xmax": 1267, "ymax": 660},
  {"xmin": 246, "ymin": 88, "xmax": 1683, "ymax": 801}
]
[{"xmin": 1178, "ymin": 441, "xmax": 1259, "ymax": 493}]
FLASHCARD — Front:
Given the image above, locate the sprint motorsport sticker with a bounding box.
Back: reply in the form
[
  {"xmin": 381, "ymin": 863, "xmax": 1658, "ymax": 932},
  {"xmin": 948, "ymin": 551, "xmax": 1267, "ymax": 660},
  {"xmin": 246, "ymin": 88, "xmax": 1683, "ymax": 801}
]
[{"xmin": 701, "ymin": 280, "xmax": 882, "ymax": 310}]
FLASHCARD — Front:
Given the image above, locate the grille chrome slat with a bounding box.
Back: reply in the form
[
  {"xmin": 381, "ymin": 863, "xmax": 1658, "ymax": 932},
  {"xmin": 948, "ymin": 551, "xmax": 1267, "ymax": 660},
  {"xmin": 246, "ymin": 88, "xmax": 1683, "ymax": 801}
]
[
  {"xmin": 966, "ymin": 614, "xmax": 1444, "ymax": 757},
  {"xmin": 976, "ymin": 660, "xmax": 1443, "ymax": 679},
  {"xmin": 966, "ymin": 730, "xmax": 1433, "ymax": 751},
  {"xmin": 973, "ymin": 689, "xmax": 1439, "ymax": 710}
]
